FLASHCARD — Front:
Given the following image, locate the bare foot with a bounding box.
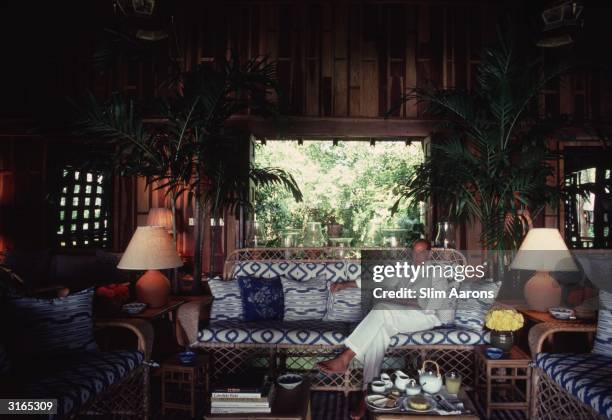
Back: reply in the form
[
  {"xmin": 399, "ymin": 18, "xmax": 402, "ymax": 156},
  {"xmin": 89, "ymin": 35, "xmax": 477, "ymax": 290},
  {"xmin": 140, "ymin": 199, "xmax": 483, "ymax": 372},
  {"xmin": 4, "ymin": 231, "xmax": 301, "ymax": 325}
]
[
  {"xmin": 316, "ymin": 356, "xmax": 349, "ymax": 374},
  {"xmin": 350, "ymin": 397, "xmax": 366, "ymax": 420}
]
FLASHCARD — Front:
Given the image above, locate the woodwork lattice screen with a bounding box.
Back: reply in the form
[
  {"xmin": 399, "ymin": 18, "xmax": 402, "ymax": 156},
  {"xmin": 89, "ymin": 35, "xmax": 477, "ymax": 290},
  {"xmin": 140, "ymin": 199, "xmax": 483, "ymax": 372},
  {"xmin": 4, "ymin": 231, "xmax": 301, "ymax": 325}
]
[{"xmin": 56, "ymin": 167, "xmax": 111, "ymax": 248}]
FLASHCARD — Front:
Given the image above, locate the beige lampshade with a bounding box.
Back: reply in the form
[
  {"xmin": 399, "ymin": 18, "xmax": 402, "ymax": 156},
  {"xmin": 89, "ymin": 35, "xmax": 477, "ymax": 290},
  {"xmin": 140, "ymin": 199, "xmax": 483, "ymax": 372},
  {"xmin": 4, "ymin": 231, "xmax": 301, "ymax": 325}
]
[
  {"xmin": 510, "ymin": 228, "xmax": 578, "ymax": 272},
  {"xmin": 146, "ymin": 207, "xmax": 173, "ymax": 231},
  {"xmin": 117, "ymin": 226, "xmax": 183, "ymax": 270}
]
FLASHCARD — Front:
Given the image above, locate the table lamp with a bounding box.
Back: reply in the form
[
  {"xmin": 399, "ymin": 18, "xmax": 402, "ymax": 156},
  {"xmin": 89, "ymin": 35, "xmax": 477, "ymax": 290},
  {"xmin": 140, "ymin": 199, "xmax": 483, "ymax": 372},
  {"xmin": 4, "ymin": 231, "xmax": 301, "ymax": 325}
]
[
  {"xmin": 118, "ymin": 226, "xmax": 183, "ymax": 308},
  {"xmin": 146, "ymin": 207, "xmax": 173, "ymax": 232},
  {"xmin": 510, "ymin": 228, "xmax": 578, "ymax": 312}
]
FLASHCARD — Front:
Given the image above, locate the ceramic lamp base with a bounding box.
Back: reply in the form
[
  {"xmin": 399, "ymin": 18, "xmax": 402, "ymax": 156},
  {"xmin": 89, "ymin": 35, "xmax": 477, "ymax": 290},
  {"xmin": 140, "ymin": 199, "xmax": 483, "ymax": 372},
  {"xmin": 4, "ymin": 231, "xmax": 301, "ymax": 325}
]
[
  {"xmin": 136, "ymin": 270, "xmax": 170, "ymax": 308},
  {"xmin": 524, "ymin": 270, "xmax": 561, "ymax": 312}
]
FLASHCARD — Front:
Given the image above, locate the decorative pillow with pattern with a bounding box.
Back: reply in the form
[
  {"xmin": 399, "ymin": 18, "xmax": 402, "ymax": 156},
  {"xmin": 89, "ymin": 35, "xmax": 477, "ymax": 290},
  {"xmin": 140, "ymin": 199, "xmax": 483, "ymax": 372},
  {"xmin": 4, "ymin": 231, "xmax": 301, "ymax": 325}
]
[
  {"xmin": 453, "ymin": 279, "xmax": 501, "ymax": 331},
  {"xmin": 209, "ymin": 279, "xmax": 244, "ymax": 321},
  {"xmin": 5, "ymin": 288, "xmax": 98, "ymax": 360},
  {"xmin": 593, "ymin": 289, "xmax": 612, "ymax": 357},
  {"xmin": 238, "ymin": 276, "xmax": 284, "ymax": 321},
  {"xmin": 281, "ymin": 275, "xmax": 328, "ymax": 321},
  {"xmin": 324, "ymin": 284, "xmax": 363, "ymax": 322}
]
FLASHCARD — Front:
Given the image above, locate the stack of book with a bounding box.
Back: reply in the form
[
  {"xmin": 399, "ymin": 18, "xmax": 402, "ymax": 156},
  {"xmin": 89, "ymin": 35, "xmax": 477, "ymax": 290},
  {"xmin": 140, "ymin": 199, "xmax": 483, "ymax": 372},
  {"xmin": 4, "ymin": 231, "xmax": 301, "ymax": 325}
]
[{"xmin": 210, "ymin": 370, "xmax": 275, "ymax": 414}]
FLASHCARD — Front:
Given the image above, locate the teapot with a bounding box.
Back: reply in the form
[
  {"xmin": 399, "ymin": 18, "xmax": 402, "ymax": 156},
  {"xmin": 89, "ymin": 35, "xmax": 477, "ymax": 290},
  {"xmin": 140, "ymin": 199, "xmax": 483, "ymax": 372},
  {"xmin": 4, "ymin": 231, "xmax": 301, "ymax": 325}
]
[
  {"xmin": 393, "ymin": 370, "xmax": 411, "ymax": 391},
  {"xmin": 418, "ymin": 360, "xmax": 443, "ymax": 394}
]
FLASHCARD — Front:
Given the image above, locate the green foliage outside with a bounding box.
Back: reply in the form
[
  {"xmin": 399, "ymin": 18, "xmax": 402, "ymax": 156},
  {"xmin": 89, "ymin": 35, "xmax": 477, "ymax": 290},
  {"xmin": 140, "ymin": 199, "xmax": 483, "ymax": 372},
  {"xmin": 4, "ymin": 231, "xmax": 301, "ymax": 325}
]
[{"xmin": 254, "ymin": 141, "xmax": 425, "ymax": 247}]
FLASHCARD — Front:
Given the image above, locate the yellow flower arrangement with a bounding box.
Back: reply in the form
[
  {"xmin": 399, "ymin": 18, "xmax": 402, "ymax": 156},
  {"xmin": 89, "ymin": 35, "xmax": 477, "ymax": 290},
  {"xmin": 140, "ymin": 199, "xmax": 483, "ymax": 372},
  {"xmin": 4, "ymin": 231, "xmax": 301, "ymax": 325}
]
[{"xmin": 485, "ymin": 308, "xmax": 524, "ymax": 332}]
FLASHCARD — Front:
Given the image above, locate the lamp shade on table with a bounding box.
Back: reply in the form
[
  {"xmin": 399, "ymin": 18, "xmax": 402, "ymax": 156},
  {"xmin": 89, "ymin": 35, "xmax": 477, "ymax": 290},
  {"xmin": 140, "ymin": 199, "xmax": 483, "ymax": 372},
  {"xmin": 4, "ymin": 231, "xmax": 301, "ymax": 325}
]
[
  {"xmin": 511, "ymin": 228, "xmax": 578, "ymax": 312},
  {"xmin": 146, "ymin": 207, "xmax": 173, "ymax": 231},
  {"xmin": 118, "ymin": 226, "xmax": 183, "ymax": 307}
]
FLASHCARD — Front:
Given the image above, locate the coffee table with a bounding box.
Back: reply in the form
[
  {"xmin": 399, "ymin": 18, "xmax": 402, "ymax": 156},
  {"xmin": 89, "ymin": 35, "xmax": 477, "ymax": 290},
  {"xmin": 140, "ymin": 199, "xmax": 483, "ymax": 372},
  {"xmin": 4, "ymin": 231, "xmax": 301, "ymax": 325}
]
[
  {"xmin": 369, "ymin": 389, "xmax": 478, "ymax": 419},
  {"xmin": 204, "ymin": 379, "xmax": 311, "ymax": 420}
]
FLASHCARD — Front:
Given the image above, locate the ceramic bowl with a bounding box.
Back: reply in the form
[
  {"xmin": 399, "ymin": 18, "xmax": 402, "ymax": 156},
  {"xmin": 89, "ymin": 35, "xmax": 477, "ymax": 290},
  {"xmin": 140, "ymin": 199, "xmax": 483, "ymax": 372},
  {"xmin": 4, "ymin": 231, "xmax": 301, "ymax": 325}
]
[
  {"xmin": 121, "ymin": 302, "xmax": 147, "ymax": 315},
  {"xmin": 277, "ymin": 373, "xmax": 303, "ymax": 390},
  {"xmin": 549, "ymin": 307, "xmax": 574, "ymax": 320},
  {"xmin": 371, "ymin": 380, "xmax": 387, "ymax": 393},
  {"xmin": 485, "ymin": 347, "xmax": 504, "ymax": 359},
  {"xmin": 178, "ymin": 350, "xmax": 197, "ymax": 365}
]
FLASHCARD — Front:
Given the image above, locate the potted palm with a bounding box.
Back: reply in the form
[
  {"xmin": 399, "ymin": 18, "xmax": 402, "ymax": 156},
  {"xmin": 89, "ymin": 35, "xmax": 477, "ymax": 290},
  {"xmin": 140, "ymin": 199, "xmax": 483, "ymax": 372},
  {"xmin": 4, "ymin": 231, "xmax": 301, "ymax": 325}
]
[
  {"xmin": 390, "ymin": 26, "xmax": 571, "ymax": 258},
  {"xmin": 74, "ymin": 53, "xmax": 302, "ymax": 294}
]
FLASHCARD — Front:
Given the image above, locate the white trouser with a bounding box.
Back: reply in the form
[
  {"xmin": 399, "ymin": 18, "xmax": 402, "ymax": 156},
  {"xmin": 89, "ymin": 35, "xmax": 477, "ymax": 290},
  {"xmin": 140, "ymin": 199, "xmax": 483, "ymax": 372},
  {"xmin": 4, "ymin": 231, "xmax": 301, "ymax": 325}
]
[{"xmin": 343, "ymin": 302, "xmax": 441, "ymax": 388}]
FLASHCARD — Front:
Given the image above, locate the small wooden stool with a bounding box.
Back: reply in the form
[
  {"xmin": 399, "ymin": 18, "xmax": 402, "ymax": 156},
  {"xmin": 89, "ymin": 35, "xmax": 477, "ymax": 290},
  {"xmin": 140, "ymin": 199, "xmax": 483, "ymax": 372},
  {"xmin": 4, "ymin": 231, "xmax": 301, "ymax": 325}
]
[
  {"xmin": 474, "ymin": 345, "xmax": 531, "ymax": 419},
  {"xmin": 161, "ymin": 353, "xmax": 209, "ymax": 417}
]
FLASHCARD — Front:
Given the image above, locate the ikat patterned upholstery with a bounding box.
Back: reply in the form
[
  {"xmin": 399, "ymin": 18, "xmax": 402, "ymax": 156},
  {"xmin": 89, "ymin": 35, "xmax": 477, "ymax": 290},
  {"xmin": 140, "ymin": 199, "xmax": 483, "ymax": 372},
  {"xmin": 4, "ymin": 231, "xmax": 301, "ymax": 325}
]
[
  {"xmin": 232, "ymin": 261, "xmax": 350, "ymax": 283},
  {"xmin": 19, "ymin": 350, "xmax": 144, "ymax": 419},
  {"xmin": 323, "ymin": 286, "xmax": 363, "ymax": 322},
  {"xmin": 281, "ymin": 275, "xmax": 329, "ymax": 321},
  {"xmin": 197, "ymin": 320, "xmax": 350, "ymax": 346},
  {"xmin": 453, "ymin": 279, "xmax": 501, "ymax": 331},
  {"xmin": 345, "ymin": 262, "xmax": 361, "ymax": 282},
  {"xmin": 208, "ymin": 279, "xmax": 244, "ymax": 321},
  {"xmin": 4, "ymin": 288, "xmax": 98, "ymax": 360},
  {"xmin": 388, "ymin": 327, "xmax": 490, "ymax": 346},
  {"xmin": 593, "ymin": 289, "xmax": 612, "ymax": 357},
  {"xmin": 536, "ymin": 352, "xmax": 612, "ymax": 418}
]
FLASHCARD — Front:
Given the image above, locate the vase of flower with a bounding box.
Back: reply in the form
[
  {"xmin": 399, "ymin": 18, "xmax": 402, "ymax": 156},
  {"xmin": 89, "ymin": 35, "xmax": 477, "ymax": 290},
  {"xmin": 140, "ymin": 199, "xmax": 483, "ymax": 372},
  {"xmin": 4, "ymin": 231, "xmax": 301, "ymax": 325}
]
[
  {"xmin": 490, "ymin": 330, "xmax": 514, "ymax": 352},
  {"xmin": 485, "ymin": 308, "xmax": 524, "ymax": 354}
]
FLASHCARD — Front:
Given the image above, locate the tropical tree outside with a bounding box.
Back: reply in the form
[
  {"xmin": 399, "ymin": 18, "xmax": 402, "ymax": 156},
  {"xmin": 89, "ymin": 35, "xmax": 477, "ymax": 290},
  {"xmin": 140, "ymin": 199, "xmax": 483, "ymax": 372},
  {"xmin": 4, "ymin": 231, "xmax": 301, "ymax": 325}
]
[{"xmin": 254, "ymin": 141, "xmax": 424, "ymax": 247}]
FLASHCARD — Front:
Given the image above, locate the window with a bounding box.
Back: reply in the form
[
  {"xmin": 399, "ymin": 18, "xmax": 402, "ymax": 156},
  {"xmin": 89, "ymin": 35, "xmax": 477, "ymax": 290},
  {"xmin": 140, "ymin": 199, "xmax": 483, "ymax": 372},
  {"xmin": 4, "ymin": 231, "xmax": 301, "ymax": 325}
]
[{"xmin": 56, "ymin": 167, "xmax": 110, "ymax": 248}]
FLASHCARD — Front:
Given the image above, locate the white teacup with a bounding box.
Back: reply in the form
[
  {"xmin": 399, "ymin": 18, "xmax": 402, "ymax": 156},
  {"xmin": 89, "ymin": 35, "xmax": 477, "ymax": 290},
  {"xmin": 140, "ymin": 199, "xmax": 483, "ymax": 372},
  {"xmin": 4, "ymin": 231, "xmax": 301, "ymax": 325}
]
[
  {"xmin": 380, "ymin": 373, "xmax": 393, "ymax": 390},
  {"xmin": 371, "ymin": 380, "xmax": 387, "ymax": 393}
]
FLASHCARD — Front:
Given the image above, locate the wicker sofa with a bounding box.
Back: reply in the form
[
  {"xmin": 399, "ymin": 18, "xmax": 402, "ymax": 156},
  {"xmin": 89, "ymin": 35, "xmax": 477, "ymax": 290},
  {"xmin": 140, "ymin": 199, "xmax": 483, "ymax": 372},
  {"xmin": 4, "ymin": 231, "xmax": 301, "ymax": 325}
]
[
  {"xmin": 528, "ymin": 291, "xmax": 612, "ymax": 419},
  {"xmin": 184, "ymin": 247, "xmax": 492, "ymax": 393}
]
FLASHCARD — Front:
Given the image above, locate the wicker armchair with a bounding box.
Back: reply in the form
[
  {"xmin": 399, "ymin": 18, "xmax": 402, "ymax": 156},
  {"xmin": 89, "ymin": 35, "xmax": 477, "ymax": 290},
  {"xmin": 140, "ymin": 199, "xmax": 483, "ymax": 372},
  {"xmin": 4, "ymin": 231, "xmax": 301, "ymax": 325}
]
[
  {"xmin": 83, "ymin": 317, "xmax": 153, "ymax": 419},
  {"xmin": 528, "ymin": 322, "xmax": 604, "ymax": 420}
]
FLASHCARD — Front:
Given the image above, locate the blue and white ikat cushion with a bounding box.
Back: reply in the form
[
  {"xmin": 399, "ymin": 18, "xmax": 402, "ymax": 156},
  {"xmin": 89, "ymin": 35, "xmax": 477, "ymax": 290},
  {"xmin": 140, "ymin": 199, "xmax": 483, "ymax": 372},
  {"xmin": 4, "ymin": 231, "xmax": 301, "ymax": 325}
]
[
  {"xmin": 281, "ymin": 275, "xmax": 328, "ymax": 321},
  {"xmin": 208, "ymin": 278, "xmax": 244, "ymax": 321},
  {"xmin": 593, "ymin": 289, "xmax": 612, "ymax": 357},
  {"xmin": 536, "ymin": 352, "xmax": 612, "ymax": 418},
  {"xmin": 197, "ymin": 320, "xmax": 350, "ymax": 346}
]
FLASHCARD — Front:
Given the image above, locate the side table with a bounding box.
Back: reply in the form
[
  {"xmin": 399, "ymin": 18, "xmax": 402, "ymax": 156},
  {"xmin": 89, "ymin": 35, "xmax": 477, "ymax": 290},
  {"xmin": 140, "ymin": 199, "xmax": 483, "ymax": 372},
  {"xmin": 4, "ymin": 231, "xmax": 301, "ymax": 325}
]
[
  {"xmin": 474, "ymin": 345, "xmax": 531, "ymax": 419},
  {"xmin": 161, "ymin": 352, "xmax": 210, "ymax": 417}
]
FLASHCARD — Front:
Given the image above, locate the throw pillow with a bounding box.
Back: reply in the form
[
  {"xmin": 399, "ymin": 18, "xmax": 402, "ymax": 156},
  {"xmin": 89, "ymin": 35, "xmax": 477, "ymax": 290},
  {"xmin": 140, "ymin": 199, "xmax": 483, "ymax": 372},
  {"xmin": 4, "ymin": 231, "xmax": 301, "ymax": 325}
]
[
  {"xmin": 281, "ymin": 275, "xmax": 328, "ymax": 321},
  {"xmin": 208, "ymin": 279, "xmax": 244, "ymax": 321},
  {"xmin": 238, "ymin": 276, "xmax": 284, "ymax": 321},
  {"xmin": 324, "ymin": 284, "xmax": 363, "ymax": 322},
  {"xmin": 453, "ymin": 279, "xmax": 501, "ymax": 331},
  {"xmin": 5, "ymin": 288, "xmax": 98, "ymax": 360},
  {"xmin": 593, "ymin": 289, "xmax": 612, "ymax": 357}
]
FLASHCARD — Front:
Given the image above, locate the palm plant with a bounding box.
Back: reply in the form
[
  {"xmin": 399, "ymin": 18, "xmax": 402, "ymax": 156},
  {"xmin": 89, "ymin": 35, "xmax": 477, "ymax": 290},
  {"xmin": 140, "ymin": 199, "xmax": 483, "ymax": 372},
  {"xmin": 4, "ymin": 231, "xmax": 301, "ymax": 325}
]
[
  {"xmin": 74, "ymin": 53, "xmax": 302, "ymax": 294},
  {"xmin": 390, "ymin": 26, "xmax": 572, "ymax": 253}
]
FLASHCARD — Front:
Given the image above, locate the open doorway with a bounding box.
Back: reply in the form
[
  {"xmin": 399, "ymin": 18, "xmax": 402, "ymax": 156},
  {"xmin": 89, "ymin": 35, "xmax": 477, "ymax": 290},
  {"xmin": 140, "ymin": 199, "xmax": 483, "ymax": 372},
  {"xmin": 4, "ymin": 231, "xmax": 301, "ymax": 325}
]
[{"xmin": 252, "ymin": 140, "xmax": 425, "ymax": 248}]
